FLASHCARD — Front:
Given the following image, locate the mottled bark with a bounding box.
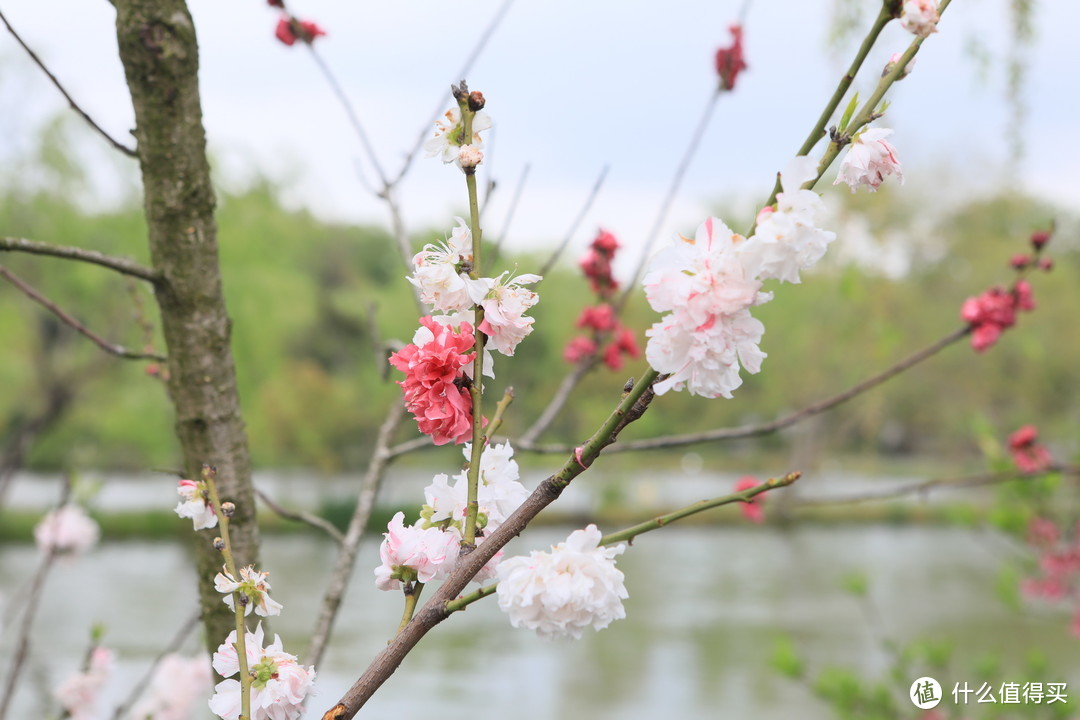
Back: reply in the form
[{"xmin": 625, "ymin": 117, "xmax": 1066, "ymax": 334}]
[{"xmin": 113, "ymin": 0, "xmax": 260, "ymax": 649}]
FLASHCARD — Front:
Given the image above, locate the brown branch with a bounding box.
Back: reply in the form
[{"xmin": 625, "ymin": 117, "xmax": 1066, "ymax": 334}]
[
  {"xmin": 321, "ymin": 370, "xmax": 659, "ymax": 719},
  {"xmin": 0, "ymin": 10, "xmax": 137, "ymax": 158},
  {"xmin": 794, "ymin": 463, "xmax": 1080, "ymax": 508},
  {"xmin": 519, "ymin": 354, "xmax": 599, "ymax": 445},
  {"xmin": 305, "ymin": 400, "xmax": 405, "ymax": 669},
  {"xmin": 0, "ymin": 237, "xmax": 159, "ymax": 283},
  {"xmin": 109, "ymin": 609, "xmax": 201, "ymax": 720},
  {"xmin": 255, "ymin": 487, "xmax": 344, "ymax": 545},
  {"xmin": 516, "ymin": 325, "xmax": 971, "ymax": 454},
  {"xmin": 0, "ymin": 266, "xmax": 167, "ymax": 362}
]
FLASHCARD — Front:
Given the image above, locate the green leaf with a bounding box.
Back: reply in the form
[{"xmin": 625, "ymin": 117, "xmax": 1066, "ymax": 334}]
[{"xmin": 838, "ymin": 93, "xmax": 860, "ymax": 133}]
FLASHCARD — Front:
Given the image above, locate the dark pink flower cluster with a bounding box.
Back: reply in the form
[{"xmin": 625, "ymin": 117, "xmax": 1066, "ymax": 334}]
[
  {"xmin": 579, "ymin": 230, "xmax": 620, "ymax": 299},
  {"xmin": 1020, "ymin": 516, "xmax": 1080, "ymax": 635},
  {"xmin": 1008, "ymin": 425, "xmax": 1053, "ymax": 473},
  {"xmin": 714, "ymin": 25, "xmax": 747, "ymax": 91},
  {"xmin": 735, "ymin": 476, "xmax": 765, "ymax": 524},
  {"xmin": 960, "ymin": 281, "xmax": 1034, "ymax": 352},
  {"xmin": 274, "ymin": 15, "xmax": 327, "ymax": 47},
  {"xmin": 389, "ymin": 317, "xmax": 477, "ymax": 445},
  {"xmin": 562, "ymin": 304, "xmax": 641, "ymax": 370}
]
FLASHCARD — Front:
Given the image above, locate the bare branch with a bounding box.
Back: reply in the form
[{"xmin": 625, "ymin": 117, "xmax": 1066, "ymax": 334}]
[
  {"xmin": 487, "ymin": 163, "xmax": 530, "ymax": 266},
  {"xmin": 109, "ymin": 609, "xmax": 201, "ymax": 720},
  {"xmin": 0, "ymin": 237, "xmax": 159, "ymax": 283},
  {"xmin": 389, "ymin": 0, "xmax": 517, "ymax": 187},
  {"xmin": 516, "ymin": 326, "xmax": 971, "ymax": 454},
  {"xmin": 0, "ymin": 266, "xmax": 167, "ymax": 362},
  {"xmin": 305, "ymin": 400, "xmax": 405, "ymax": 668},
  {"xmin": 519, "ymin": 355, "xmax": 598, "ymax": 445},
  {"xmin": 0, "ymin": 10, "xmax": 137, "ymax": 158},
  {"xmin": 795, "ymin": 463, "xmax": 1080, "ymax": 507},
  {"xmin": 255, "ymin": 486, "xmax": 344, "ymax": 545},
  {"xmin": 536, "ymin": 165, "xmax": 609, "ymax": 280}
]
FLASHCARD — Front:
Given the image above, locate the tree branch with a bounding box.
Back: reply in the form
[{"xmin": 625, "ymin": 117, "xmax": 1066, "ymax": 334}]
[
  {"xmin": 0, "ymin": 237, "xmax": 159, "ymax": 283},
  {"xmin": 0, "ymin": 10, "xmax": 138, "ymax": 158},
  {"xmin": 109, "ymin": 609, "xmax": 201, "ymax": 720},
  {"xmin": 255, "ymin": 487, "xmax": 344, "ymax": 545},
  {"xmin": 0, "ymin": 265, "xmax": 167, "ymax": 362},
  {"xmin": 516, "ymin": 325, "xmax": 970, "ymax": 454}
]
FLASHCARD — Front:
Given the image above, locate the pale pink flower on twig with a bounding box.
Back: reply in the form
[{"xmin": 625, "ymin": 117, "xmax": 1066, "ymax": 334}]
[
  {"xmin": 129, "ymin": 653, "xmax": 212, "ymax": 720},
  {"xmin": 34, "ymin": 504, "xmax": 100, "ymax": 556},
  {"xmin": 210, "ymin": 623, "xmax": 315, "ymax": 720},
  {"xmin": 496, "ymin": 524, "xmax": 628, "ymax": 640},
  {"xmin": 424, "ymin": 106, "xmax": 493, "ymax": 167},
  {"xmin": 214, "ymin": 565, "xmax": 284, "ymax": 617},
  {"xmin": 458, "ymin": 144, "xmax": 484, "ymax": 170},
  {"xmin": 741, "ymin": 156, "xmax": 835, "ymax": 284},
  {"xmin": 833, "ymin": 128, "xmax": 904, "ymax": 192},
  {"xmin": 900, "ymin": 0, "xmax": 940, "ymax": 37},
  {"xmin": 409, "ymin": 218, "xmax": 474, "ymax": 313},
  {"xmin": 389, "ymin": 317, "xmax": 477, "ymax": 445},
  {"xmin": 735, "ymin": 476, "xmax": 766, "ymax": 523},
  {"xmin": 175, "ymin": 477, "xmax": 217, "ymax": 530},
  {"xmin": 374, "ymin": 512, "xmax": 461, "ymax": 591},
  {"xmin": 421, "ymin": 441, "xmax": 529, "ymax": 536},
  {"xmin": 55, "ymin": 646, "xmax": 113, "ymax": 720},
  {"xmin": 467, "ymin": 272, "xmax": 542, "ymax": 356}
]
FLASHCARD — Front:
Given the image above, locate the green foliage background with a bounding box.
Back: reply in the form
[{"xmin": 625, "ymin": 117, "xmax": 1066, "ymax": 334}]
[{"xmin": 1, "ymin": 136, "xmax": 1076, "ymax": 475}]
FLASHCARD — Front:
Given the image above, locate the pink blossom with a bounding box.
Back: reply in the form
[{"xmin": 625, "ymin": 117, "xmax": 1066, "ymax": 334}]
[
  {"xmin": 34, "ymin": 505, "xmax": 100, "ymax": 556},
  {"xmin": 389, "ymin": 317, "xmax": 477, "ymax": 445},
  {"xmin": 960, "ymin": 284, "xmax": 1034, "ymax": 352},
  {"xmin": 1030, "ymin": 230, "xmax": 1051, "ymax": 250},
  {"xmin": 214, "ymin": 565, "xmax": 284, "ymax": 617},
  {"xmin": 714, "ymin": 24, "xmax": 747, "ymax": 91},
  {"xmin": 55, "ymin": 646, "xmax": 113, "ymax": 720},
  {"xmin": 1027, "ymin": 517, "xmax": 1060, "ymax": 548},
  {"xmin": 833, "ymin": 128, "xmax": 904, "ymax": 192},
  {"xmin": 580, "ymin": 230, "xmax": 620, "ymax": 298},
  {"xmin": 274, "ymin": 16, "xmax": 326, "ymax": 47},
  {"xmin": 409, "ymin": 218, "xmax": 473, "ymax": 313},
  {"xmin": 210, "ymin": 623, "xmax": 315, "ymax": 720},
  {"xmin": 900, "ymin": 0, "xmax": 940, "ymax": 37},
  {"xmin": 563, "ymin": 336, "xmax": 597, "ymax": 363},
  {"xmin": 374, "ymin": 512, "xmax": 461, "ymax": 591},
  {"xmin": 458, "ymin": 144, "xmax": 484, "ymax": 169},
  {"xmin": 130, "ymin": 654, "xmax": 212, "ymax": 720},
  {"xmin": 1008, "ymin": 425, "xmax": 1053, "ymax": 473},
  {"xmin": 577, "ymin": 304, "xmax": 617, "ymax": 332},
  {"xmin": 735, "ymin": 476, "xmax": 765, "ymax": 523},
  {"xmin": 467, "ymin": 273, "xmax": 542, "ymax": 356}
]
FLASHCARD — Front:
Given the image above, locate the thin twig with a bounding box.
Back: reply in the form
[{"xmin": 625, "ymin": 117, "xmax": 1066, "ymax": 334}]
[
  {"xmin": 255, "ymin": 486, "xmax": 344, "ymax": 545},
  {"xmin": 515, "ymin": 326, "xmax": 970, "ymax": 454},
  {"xmin": 519, "ymin": 355, "xmax": 599, "ymax": 445},
  {"xmin": 0, "ymin": 477, "xmax": 72, "ymax": 720},
  {"xmin": 388, "ymin": 0, "xmax": 517, "ymax": 187},
  {"xmin": 0, "ymin": 237, "xmax": 159, "ymax": 283},
  {"xmin": 794, "ymin": 464, "xmax": 1080, "ymax": 508},
  {"xmin": 616, "ymin": 89, "xmax": 723, "ymax": 314},
  {"xmin": 0, "ymin": 266, "xmax": 167, "ymax": 362},
  {"xmin": 487, "ymin": 163, "xmax": 530, "ymax": 266},
  {"xmin": 537, "ymin": 165, "xmax": 610, "ymax": 280},
  {"xmin": 109, "ymin": 609, "xmax": 201, "ymax": 720},
  {"xmin": 0, "ymin": 10, "xmax": 137, "ymax": 158},
  {"xmin": 305, "ymin": 400, "xmax": 405, "ymax": 669}
]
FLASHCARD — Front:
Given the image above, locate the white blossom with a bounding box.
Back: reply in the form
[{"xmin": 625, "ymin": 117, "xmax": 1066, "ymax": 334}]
[
  {"xmin": 129, "ymin": 653, "xmax": 212, "ymax": 720},
  {"xmin": 55, "ymin": 646, "xmax": 113, "ymax": 720},
  {"xmin": 209, "ymin": 623, "xmax": 315, "ymax": 720},
  {"xmin": 422, "ymin": 441, "xmax": 529, "ymax": 535},
  {"xmin": 175, "ymin": 478, "xmax": 217, "ymax": 530},
  {"xmin": 496, "ymin": 525, "xmax": 628, "ymax": 640},
  {"xmin": 34, "ymin": 504, "xmax": 100, "ymax": 555},
  {"xmin": 214, "ymin": 565, "xmax": 283, "ymax": 617},
  {"xmin": 409, "ymin": 218, "xmax": 473, "ymax": 313},
  {"xmin": 423, "ymin": 107, "xmax": 492, "ymax": 167},
  {"xmin": 373, "ymin": 512, "xmax": 460, "ymax": 591},
  {"xmin": 833, "ymin": 128, "xmax": 904, "ymax": 192}
]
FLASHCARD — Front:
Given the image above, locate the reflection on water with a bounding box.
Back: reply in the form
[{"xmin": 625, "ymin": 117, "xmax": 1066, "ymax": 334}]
[{"xmin": 1, "ymin": 526, "xmax": 1076, "ymax": 719}]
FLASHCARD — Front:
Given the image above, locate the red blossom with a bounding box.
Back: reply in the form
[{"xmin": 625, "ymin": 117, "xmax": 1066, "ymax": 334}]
[
  {"xmin": 563, "ymin": 336, "xmax": 597, "ymax": 364},
  {"xmin": 1008, "ymin": 425, "xmax": 1053, "ymax": 473},
  {"xmin": 1009, "ymin": 253, "xmax": 1030, "ymax": 270},
  {"xmin": 960, "ymin": 284, "xmax": 1034, "ymax": 352},
  {"xmin": 389, "ymin": 317, "xmax": 477, "ymax": 445},
  {"xmin": 714, "ymin": 24, "xmax": 747, "ymax": 91},
  {"xmin": 275, "ymin": 15, "xmax": 327, "ymax": 47},
  {"xmin": 577, "ymin": 304, "xmax": 617, "ymax": 332},
  {"xmin": 735, "ymin": 476, "xmax": 765, "ymax": 523},
  {"xmin": 579, "ymin": 229, "xmax": 621, "ymax": 298},
  {"xmin": 614, "ymin": 327, "xmax": 641, "ymax": 359},
  {"xmin": 1030, "ymin": 229, "xmax": 1051, "ymax": 250}
]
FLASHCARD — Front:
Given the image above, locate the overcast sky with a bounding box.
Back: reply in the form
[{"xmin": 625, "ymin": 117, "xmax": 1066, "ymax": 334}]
[{"xmin": 0, "ymin": 0, "xmax": 1074, "ymax": 263}]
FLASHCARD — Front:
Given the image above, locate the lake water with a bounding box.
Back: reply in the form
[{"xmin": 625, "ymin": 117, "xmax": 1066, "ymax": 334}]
[{"xmin": 2, "ymin": 524, "xmax": 1077, "ymax": 719}]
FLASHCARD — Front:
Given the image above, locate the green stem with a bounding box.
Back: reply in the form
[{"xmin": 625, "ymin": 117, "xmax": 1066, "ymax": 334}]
[
  {"xmin": 445, "ymin": 472, "xmax": 800, "ymax": 613},
  {"xmin": 396, "ymin": 582, "xmax": 424, "ymax": 635},
  {"xmin": 462, "ymin": 96, "xmax": 487, "ymax": 547},
  {"xmin": 483, "ymin": 388, "xmax": 514, "ymax": 443},
  {"xmin": 751, "ymin": 2, "xmax": 893, "ymax": 233},
  {"xmin": 204, "ymin": 466, "xmax": 252, "ymax": 720}
]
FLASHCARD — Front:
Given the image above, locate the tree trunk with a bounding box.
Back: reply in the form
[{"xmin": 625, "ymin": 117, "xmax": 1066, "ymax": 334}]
[{"xmin": 113, "ymin": 0, "xmax": 260, "ymax": 650}]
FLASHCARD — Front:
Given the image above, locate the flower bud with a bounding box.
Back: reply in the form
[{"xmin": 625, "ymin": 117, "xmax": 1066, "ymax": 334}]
[
  {"xmin": 221, "ymin": 502, "xmax": 236, "ymax": 518},
  {"xmin": 1030, "ymin": 230, "xmax": 1051, "ymax": 250},
  {"xmin": 458, "ymin": 144, "xmax": 483, "ymax": 170},
  {"xmin": 1009, "ymin": 254, "xmax": 1030, "ymax": 270},
  {"xmin": 1039, "ymin": 258, "xmax": 1054, "ymax": 272},
  {"xmin": 213, "ymin": 537, "xmax": 225, "ymax": 551},
  {"xmin": 883, "ymin": 53, "xmax": 915, "ymax": 80},
  {"xmin": 468, "ymin": 91, "xmax": 486, "ymax": 112}
]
